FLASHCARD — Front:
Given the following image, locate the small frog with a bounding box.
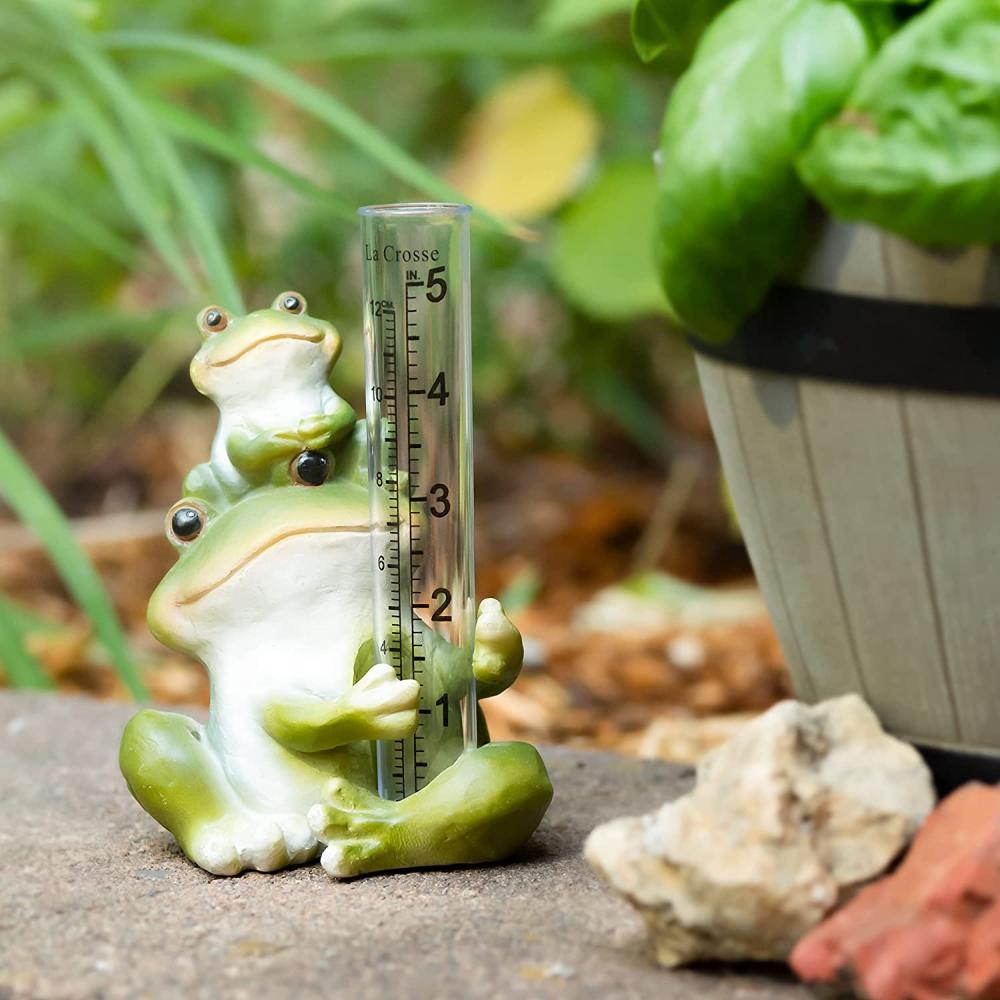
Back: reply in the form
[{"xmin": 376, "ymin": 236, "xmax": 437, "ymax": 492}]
[
  {"xmin": 119, "ymin": 298, "xmax": 552, "ymax": 878},
  {"xmin": 187, "ymin": 291, "xmax": 357, "ymax": 498}
]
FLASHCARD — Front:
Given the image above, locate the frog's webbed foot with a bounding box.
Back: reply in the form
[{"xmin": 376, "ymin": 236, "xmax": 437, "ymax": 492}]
[
  {"xmin": 307, "ymin": 778, "xmax": 400, "ymax": 878},
  {"xmin": 191, "ymin": 813, "xmax": 318, "ymax": 876},
  {"xmin": 307, "ymin": 743, "xmax": 553, "ymax": 879}
]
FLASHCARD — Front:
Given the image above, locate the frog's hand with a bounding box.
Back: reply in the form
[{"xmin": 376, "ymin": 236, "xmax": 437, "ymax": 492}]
[
  {"xmin": 322, "ymin": 396, "xmax": 358, "ymax": 444},
  {"xmin": 295, "ymin": 404, "xmax": 357, "ymax": 453},
  {"xmin": 472, "ymin": 598, "xmax": 524, "ymax": 699},
  {"xmin": 225, "ymin": 426, "xmax": 300, "ymax": 482},
  {"xmin": 262, "ymin": 664, "xmax": 419, "ymax": 752}
]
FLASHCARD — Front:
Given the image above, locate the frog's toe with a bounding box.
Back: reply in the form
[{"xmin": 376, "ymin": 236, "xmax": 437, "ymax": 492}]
[
  {"xmin": 319, "ymin": 839, "xmax": 382, "ymax": 879},
  {"xmin": 308, "ymin": 780, "xmax": 393, "ymax": 843},
  {"xmin": 234, "ymin": 818, "xmax": 287, "ymax": 872},
  {"xmin": 324, "ymin": 776, "xmax": 384, "ymax": 811},
  {"xmin": 307, "ymin": 801, "xmax": 354, "ymax": 842},
  {"xmin": 188, "ymin": 828, "xmax": 242, "ymax": 877},
  {"xmin": 278, "ymin": 813, "xmax": 319, "ymax": 866}
]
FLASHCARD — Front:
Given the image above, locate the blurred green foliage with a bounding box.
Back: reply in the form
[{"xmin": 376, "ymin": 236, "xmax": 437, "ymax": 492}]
[{"xmin": 0, "ymin": 0, "xmax": 678, "ymax": 692}]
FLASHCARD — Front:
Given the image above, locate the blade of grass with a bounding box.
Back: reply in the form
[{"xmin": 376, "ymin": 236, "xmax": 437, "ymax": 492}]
[
  {"xmin": 145, "ymin": 95, "xmax": 356, "ymax": 221},
  {"xmin": 102, "ymin": 30, "xmax": 528, "ymax": 239},
  {"xmin": 266, "ymin": 27, "xmax": 624, "ymax": 63},
  {"xmin": 0, "ymin": 427, "xmax": 148, "ymax": 700},
  {"xmin": 578, "ymin": 368, "xmax": 672, "ymax": 464},
  {"xmin": 0, "ymin": 592, "xmax": 63, "ymax": 635},
  {"xmin": 0, "ymin": 308, "xmax": 171, "ymax": 360},
  {"xmin": 0, "ymin": 170, "xmax": 136, "ymax": 268},
  {"xmin": 24, "ymin": 7, "xmax": 244, "ymax": 311},
  {"xmin": 73, "ymin": 316, "xmax": 194, "ymax": 447},
  {"xmin": 0, "ymin": 596, "xmax": 53, "ymax": 690},
  {"xmin": 26, "ymin": 62, "xmax": 201, "ymax": 298}
]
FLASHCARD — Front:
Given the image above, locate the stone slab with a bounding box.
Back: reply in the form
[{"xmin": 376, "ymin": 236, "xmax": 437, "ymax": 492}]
[{"xmin": 0, "ymin": 693, "xmax": 808, "ymax": 999}]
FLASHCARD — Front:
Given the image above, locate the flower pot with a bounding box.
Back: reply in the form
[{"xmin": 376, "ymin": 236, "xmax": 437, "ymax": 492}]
[{"xmin": 693, "ymin": 220, "xmax": 1000, "ymax": 782}]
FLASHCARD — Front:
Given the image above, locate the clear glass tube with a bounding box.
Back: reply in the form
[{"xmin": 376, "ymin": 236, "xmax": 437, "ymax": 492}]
[{"xmin": 360, "ymin": 203, "xmax": 476, "ymax": 801}]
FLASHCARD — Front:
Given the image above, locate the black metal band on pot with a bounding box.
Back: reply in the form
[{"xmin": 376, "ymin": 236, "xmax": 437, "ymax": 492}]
[{"xmin": 688, "ymin": 283, "xmax": 1000, "ymax": 399}]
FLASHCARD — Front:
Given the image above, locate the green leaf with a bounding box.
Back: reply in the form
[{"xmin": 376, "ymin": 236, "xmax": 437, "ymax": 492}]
[
  {"xmin": 145, "ymin": 96, "xmax": 355, "ymax": 222},
  {"xmin": 550, "ymin": 159, "xmax": 667, "ymax": 321},
  {"xmin": 631, "ymin": 0, "xmax": 731, "ymax": 69},
  {"xmin": 798, "ymin": 0, "xmax": 1000, "ymax": 245},
  {"xmin": 655, "ymin": 0, "xmax": 876, "ymax": 341},
  {"xmin": 0, "ymin": 597, "xmax": 53, "ymax": 690},
  {"xmin": 102, "ymin": 30, "xmax": 521, "ymax": 237},
  {"xmin": 541, "ymin": 0, "xmax": 632, "ymax": 34},
  {"xmin": 0, "ymin": 428, "xmax": 147, "ymax": 700}
]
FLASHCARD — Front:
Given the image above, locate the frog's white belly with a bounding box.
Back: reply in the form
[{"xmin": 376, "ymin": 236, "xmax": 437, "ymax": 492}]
[
  {"xmin": 191, "ymin": 529, "xmax": 374, "ymax": 814},
  {"xmin": 208, "ymin": 665, "xmax": 364, "ymax": 814}
]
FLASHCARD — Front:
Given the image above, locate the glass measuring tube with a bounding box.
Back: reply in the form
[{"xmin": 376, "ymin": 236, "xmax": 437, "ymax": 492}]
[{"xmin": 360, "ymin": 203, "xmax": 477, "ymax": 801}]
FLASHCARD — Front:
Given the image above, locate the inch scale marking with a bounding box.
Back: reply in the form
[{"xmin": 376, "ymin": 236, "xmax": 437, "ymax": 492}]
[{"xmin": 379, "ymin": 275, "xmax": 433, "ymax": 799}]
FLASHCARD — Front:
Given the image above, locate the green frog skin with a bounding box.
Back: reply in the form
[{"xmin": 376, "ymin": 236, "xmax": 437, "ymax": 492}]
[
  {"xmin": 119, "ymin": 300, "xmax": 552, "ymax": 879},
  {"xmin": 187, "ymin": 291, "xmax": 357, "ymax": 498}
]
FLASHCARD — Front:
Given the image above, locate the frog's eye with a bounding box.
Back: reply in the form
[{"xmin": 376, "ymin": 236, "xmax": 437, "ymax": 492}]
[
  {"xmin": 167, "ymin": 501, "xmax": 206, "ymax": 543},
  {"xmin": 197, "ymin": 306, "xmax": 229, "ymax": 337},
  {"xmin": 290, "ymin": 450, "xmax": 330, "ymax": 486},
  {"xmin": 274, "ymin": 291, "xmax": 307, "ymax": 315}
]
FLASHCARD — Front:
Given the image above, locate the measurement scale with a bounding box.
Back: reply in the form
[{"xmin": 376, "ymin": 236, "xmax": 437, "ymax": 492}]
[{"xmin": 360, "ymin": 203, "xmax": 477, "ymax": 801}]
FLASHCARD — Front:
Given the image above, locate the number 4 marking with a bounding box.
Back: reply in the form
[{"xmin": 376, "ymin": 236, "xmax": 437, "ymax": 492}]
[{"xmin": 428, "ymin": 372, "xmax": 449, "ymax": 405}]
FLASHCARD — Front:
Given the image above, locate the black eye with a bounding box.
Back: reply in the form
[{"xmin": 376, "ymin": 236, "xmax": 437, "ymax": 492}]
[
  {"xmin": 170, "ymin": 505, "xmax": 204, "ymax": 542},
  {"xmin": 198, "ymin": 306, "xmax": 229, "ymax": 336},
  {"xmin": 291, "ymin": 451, "xmax": 330, "ymax": 486},
  {"xmin": 275, "ymin": 291, "xmax": 306, "ymax": 315}
]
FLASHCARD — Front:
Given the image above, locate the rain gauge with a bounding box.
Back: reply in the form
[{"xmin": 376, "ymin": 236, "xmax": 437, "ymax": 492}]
[{"xmin": 360, "ymin": 203, "xmax": 477, "ymax": 801}]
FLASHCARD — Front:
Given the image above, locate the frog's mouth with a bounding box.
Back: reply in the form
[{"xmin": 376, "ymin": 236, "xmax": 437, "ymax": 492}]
[
  {"xmin": 209, "ymin": 330, "xmax": 325, "ymax": 367},
  {"xmin": 178, "ymin": 523, "xmax": 367, "ymax": 605}
]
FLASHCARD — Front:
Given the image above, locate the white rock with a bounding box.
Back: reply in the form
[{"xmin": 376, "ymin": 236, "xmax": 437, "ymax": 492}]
[{"xmin": 585, "ymin": 695, "xmax": 935, "ymax": 967}]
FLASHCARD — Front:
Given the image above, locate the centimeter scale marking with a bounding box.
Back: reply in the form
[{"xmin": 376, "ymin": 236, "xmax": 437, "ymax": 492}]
[{"xmin": 379, "ymin": 275, "xmax": 433, "ymax": 799}]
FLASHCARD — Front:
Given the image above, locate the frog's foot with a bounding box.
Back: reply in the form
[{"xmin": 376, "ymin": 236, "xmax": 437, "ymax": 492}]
[
  {"xmin": 120, "ymin": 708, "xmax": 318, "ymax": 876},
  {"xmin": 472, "ymin": 597, "xmax": 524, "ymax": 698},
  {"xmin": 189, "ymin": 813, "xmax": 318, "ymax": 876},
  {"xmin": 307, "ymin": 778, "xmax": 400, "ymax": 878},
  {"xmin": 307, "ymin": 742, "xmax": 553, "ymax": 878}
]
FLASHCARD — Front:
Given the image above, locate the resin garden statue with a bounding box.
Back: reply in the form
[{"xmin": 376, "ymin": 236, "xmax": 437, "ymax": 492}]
[{"xmin": 119, "ymin": 293, "xmax": 552, "ymax": 877}]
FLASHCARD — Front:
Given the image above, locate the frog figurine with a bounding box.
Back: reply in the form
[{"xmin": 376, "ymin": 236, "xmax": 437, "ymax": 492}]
[
  {"xmin": 119, "ymin": 294, "xmax": 553, "ymax": 878},
  {"xmin": 186, "ymin": 291, "xmax": 358, "ymax": 499}
]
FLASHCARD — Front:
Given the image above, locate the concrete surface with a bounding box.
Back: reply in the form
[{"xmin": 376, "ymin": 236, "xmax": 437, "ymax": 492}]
[{"xmin": 0, "ymin": 693, "xmax": 809, "ymax": 999}]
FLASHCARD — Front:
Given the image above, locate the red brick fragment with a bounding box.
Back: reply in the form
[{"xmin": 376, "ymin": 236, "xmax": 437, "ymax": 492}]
[{"xmin": 791, "ymin": 783, "xmax": 1000, "ymax": 1000}]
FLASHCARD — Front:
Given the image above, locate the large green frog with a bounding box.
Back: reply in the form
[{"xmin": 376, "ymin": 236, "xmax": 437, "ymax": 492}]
[{"xmin": 120, "ymin": 296, "xmax": 552, "ymax": 877}]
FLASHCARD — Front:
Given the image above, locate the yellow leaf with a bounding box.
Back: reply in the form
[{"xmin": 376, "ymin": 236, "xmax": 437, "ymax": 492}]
[{"xmin": 448, "ymin": 68, "xmax": 599, "ymax": 221}]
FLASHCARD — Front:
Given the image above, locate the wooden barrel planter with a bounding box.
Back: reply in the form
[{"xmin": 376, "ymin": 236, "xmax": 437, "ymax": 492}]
[{"xmin": 693, "ymin": 221, "xmax": 1000, "ymax": 783}]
